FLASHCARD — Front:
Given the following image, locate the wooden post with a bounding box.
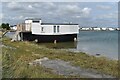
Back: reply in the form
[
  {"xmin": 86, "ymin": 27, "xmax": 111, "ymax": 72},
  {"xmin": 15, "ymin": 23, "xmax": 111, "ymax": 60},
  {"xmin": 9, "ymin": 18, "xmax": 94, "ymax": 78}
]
[
  {"xmin": 74, "ymin": 37, "xmax": 77, "ymax": 42},
  {"xmin": 21, "ymin": 32, "xmax": 23, "ymax": 41},
  {"xmin": 54, "ymin": 40, "xmax": 57, "ymax": 44},
  {"xmin": 16, "ymin": 33, "xmax": 18, "ymax": 41},
  {"xmin": 35, "ymin": 39, "xmax": 38, "ymax": 43}
]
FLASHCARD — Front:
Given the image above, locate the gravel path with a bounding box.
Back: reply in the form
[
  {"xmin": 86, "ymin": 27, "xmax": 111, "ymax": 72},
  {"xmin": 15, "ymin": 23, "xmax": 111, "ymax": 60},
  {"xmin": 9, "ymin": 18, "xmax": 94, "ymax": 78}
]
[{"xmin": 30, "ymin": 58, "xmax": 114, "ymax": 78}]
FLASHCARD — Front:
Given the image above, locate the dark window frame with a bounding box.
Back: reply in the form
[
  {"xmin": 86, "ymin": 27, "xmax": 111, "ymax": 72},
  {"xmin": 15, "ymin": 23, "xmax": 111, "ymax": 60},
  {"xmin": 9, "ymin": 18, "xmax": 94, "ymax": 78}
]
[
  {"xmin": 54, "ymin": 26, "xmax": 56, "ymax": 33},
  {"xmin": 41, "ymin": 27, "xmax": 44, "ymax": 32},
  {"xmin": 57, "ymin": 26, "xmax": 60, "ymax": 32},
  {"xmin": 32, "ymin": 20, "xmax": 39, "ymax": 23}
]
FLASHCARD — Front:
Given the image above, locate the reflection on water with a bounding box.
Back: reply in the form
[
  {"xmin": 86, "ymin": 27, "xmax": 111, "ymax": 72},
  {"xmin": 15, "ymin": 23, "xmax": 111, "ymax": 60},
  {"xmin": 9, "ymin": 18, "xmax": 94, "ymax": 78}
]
[{"xmin": 38, "ymin": 42, "xmax": 77, "ymax": 49}]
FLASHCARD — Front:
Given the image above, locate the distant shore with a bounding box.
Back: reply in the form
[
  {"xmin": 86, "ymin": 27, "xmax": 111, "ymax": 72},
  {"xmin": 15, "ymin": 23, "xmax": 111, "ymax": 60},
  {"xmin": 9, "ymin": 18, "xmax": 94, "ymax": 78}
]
[{"xmin": 79, "ymin": 27, "xmax": 120, "ymax": 31}]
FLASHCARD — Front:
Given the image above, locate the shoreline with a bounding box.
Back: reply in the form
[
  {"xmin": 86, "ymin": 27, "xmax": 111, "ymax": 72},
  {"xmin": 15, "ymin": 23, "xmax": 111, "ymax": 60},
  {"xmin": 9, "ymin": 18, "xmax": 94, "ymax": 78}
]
[
  {"xmin": 5, "ymin": 30, "xmax": 118, "ymax": 60},
  {"xmin": 36, "ymin": 41, "xmax": 118, "ymax": 60},
  {"xmin": 2, "ymin": 37, "xmax": 118, "ymax": 78},
  {"xmin": 63, "ymin": 49, "xmax": 118, "ymax": 60}
]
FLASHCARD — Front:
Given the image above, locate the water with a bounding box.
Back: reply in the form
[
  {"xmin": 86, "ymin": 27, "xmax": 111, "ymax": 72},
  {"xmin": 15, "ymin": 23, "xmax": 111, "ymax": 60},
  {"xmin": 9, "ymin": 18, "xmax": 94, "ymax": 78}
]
[
  {"xmin": 77, "ymin": 31, "xmax": 118, "ymax": 60},
  {"xmin": 5, "ymin": 31, "xmax": 15, "ymax": 39},
  {"xmin": 5, "ymin": 31, "xmax": 118, "ymax": 60},
  {"xmin": 39, "ymin": 31, "xmax": 118, "ymax": 60}
]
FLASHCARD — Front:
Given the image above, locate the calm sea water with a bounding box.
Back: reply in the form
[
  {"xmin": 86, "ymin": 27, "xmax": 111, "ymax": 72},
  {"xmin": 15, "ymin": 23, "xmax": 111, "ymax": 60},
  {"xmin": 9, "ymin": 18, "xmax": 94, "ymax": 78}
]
[
  {"xmin": 77, "ymin": 31, "xmax": 118, "ymax": 60},
  {"xmin": 5, "ymin": 31, "xmax": 118, "ymax": 60}
]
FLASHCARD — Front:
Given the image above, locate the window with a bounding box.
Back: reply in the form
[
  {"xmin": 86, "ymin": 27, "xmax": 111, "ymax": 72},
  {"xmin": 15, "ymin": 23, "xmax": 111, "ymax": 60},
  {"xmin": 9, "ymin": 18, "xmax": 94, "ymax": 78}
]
[
  {"xmin": 54, "ymin": 26, "xmax": 56, "ymax": 33},
  {"xmin": 32, "ymin": 20, "xmax": 39, "ymax": 23},
  {"xmin": 57, "ymin": 26, "xmax": 59, "ymax": 32},
  {"xmin": 41, "ymin": 27, "xmax": 44, "ymax": 32},
  {"xmin": 53, "ymin": 25, "xmax": 60, "ymax": 33}
]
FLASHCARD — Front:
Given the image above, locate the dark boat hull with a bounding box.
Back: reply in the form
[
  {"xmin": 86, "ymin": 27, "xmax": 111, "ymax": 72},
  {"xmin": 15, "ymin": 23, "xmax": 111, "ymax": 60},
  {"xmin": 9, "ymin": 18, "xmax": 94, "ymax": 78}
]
[{"xmin": 19, "ymin": 32, "xmax": 77, "ymax": 42}]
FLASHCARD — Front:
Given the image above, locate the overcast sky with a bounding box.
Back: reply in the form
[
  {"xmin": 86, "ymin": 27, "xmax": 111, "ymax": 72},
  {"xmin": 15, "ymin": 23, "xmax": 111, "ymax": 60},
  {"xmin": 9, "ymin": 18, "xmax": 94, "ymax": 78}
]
[{"xmin": 1, "ymin": 2, "xmax": 118, "ymax": 27}]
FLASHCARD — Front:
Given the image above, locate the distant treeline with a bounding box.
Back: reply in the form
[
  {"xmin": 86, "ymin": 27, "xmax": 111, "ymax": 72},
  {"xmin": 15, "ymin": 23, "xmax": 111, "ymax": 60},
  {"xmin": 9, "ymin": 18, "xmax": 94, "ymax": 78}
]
[{"xmin": 0, "ymin": 23, "xmax": 10, "ymax": 30}]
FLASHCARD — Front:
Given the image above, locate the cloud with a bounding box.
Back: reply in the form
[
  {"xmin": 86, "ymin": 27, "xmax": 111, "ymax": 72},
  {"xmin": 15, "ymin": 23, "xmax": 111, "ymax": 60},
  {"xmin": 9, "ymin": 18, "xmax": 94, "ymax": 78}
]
[
  {"xmin": 0, "ymin": 13, "xmax": 4, "ymax": 19},
  {"xmin": 56, "ymin": 4, "xmax": 92, "ymax": 19},
  {"xmin": 7, "ymin": 2, "xmax": 17, "ymax": 8},
  {"xmin": 4, "ymin": 2, "xmax": 93, "ymax": 24},
  {"xmin": 72, "ymin": 7, "xmax": 92, "ymax": 19},
  {"xmin": 44, "ymin": 2, "xmax": 55, "ymax": 7},
  {"xmin": 6, "ymin": 2, "xmax": 92, "ymax": 19},
  {"xmin": 7, "ymin": 15, "xmax": 25, "ymax": 20},
  {"xmin": 65, "ymin": 5, "xmax": 80, "ymax": 12},
  {"xmin": 75, "ymin": 15, "xmax": 81, "ymax": 18},
  {"xmin": 6, "ymin": 2, "xmax": 39, "ymax": 14},
  {"xmin": 28, "ymin": 5, "xmax": 33, "ymax": 9},
  {"xmin": 81, "ymin": 7, "xmax": 92, "ymax": 15},
  {"xmin": 33, "ymin": 2, "xmax": 56, "ymax": 10},
  {"xmin": 57, "ymin": 5, "xmax": 81, "ymax": 15},
  {"xmin": 97, "ymin": 5, "xmax": 111, "ymax": 10},
  {"xmin": 7, "ymin": 2, "xmax": 22, "ymax": 10},
  {"xmin": 2, "ymin": 2, "xmax": 117, "ymax": 27},
  {"xmin": 18, "ymin": 15, "xmax": 24, "ymax": 19},
  {"xmin": 98, "ymin": 12, "xmax": 117, "ymax": 19}
]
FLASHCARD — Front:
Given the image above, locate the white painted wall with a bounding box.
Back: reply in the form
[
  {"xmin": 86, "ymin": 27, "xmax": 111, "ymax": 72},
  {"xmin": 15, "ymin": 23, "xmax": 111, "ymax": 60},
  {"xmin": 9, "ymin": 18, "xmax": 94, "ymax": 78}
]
[
  {"xmin": 25, "ymin": 19, "xmax": 79, "ymax": 35},
  {"xmin": 25, "ymin": 20, "xmax": 32, "ymax": 31},
  {"xmin": 59, "ymin": 25, "xmax": 79, "ymax": 34},
  {"xmin": 31, "ymin": 24, "xmax": 79, "ymax": 35},
  {"xmin": 42, "ymin": 25, "xmax": 53, "ymax": 33},
  {"xmin": 31, "ymin": 23, "xmax": 41, "ymax": 34},
  {"xmin": 25, "ymin": 19, "xmax": 42, "ymax": 32}
]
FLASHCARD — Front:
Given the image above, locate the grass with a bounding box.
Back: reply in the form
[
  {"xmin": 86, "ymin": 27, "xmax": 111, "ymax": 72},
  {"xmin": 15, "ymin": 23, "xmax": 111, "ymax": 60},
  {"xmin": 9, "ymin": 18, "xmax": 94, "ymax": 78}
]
[
  {"xmin": 0, "ymin": 31, "xmax": 2, "ymax": 37},
  {"xmin": 2, "ymin": 37, "xmax": 119, "ymax": 78}
]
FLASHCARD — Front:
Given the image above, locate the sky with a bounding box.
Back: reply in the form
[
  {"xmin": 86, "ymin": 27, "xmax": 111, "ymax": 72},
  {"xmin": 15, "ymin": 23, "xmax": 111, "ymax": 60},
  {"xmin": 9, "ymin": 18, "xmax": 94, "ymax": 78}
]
[{"xmin": 0, "ymin": 2, "xmax": 118, "ymax": 27}]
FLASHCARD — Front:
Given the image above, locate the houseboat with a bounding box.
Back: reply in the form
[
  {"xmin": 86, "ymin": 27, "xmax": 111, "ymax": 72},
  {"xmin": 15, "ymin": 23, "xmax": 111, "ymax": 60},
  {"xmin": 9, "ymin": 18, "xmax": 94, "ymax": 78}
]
[{"xmin": 16, "ymin": 18, "xmax": 79, "ymax": 42}]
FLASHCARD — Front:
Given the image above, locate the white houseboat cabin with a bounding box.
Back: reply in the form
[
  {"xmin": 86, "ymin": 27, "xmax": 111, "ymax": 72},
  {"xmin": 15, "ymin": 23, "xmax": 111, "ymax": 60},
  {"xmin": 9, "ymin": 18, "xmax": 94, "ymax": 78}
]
[{"xmin": 17, "ymin": 18, "xmax": 79, "ymax": 42}]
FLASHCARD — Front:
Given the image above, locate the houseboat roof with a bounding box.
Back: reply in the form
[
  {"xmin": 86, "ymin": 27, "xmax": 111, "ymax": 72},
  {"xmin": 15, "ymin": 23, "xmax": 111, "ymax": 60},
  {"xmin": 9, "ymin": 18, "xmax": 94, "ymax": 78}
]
[
  {"xmin": 41, "ymin": 23, "xmax": 78, "ymax": 25},
  {"xmin": 25, "ymin": 18, "xmax": 78, "ymax": 25}
]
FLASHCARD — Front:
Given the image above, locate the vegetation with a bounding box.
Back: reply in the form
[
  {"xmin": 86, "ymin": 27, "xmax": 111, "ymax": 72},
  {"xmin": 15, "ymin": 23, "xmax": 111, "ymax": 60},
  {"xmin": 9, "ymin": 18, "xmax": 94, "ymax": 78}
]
[
  {"xmin": 1, "ymin": 23, "xmax": 10, "ymax": 30},
  {"xmin": 2, "ymin": 37, "xmax": 118, "ymax": 78},
  {"xmin": 0, "ymin": 31, "xmax": 2, "ymax": 37}
]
